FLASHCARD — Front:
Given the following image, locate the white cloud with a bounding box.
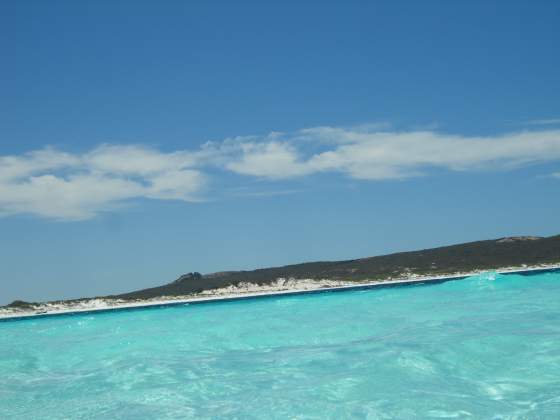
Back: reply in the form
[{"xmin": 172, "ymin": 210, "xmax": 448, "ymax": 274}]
[
  {"xmin": 524, "ymin": 118, "xmax": 560, "ymax": 126},
  {"xmin": 0, "ymin": 174, "xmax": 144, "ymax": 220},
  {"xmin": 306, "ymin": 129, "xmax": 560, "ymax": 179},
  {"xmin": 86, "ymin": 144, "xmax": 198, "ymax": 175},
  {"xmin": 2, "ymin": 125, "xmax": 560, "ymax": 220},
  {"xmin": 0, "ymin": 148, "xmax": 80, "ymax": 180},
  {"xmin": 225, "ymin": 142, "xmax": 311, "ymax": 179},
  {"xmin": 146, "ymin": 170, "xmax": 205, "ymax": 200},
  {"xmin": 225, "ymin": 128, "xmax": 560, "ymax": 180},
  {"xmin": 0, "ymin": 146, "xmax": 205, "ymax": 220}
]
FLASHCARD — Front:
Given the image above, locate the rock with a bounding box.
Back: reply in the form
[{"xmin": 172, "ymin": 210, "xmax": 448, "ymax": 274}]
[{"xmin": 172, "ymin": 272, "xmax": 203, "ymax": 284}]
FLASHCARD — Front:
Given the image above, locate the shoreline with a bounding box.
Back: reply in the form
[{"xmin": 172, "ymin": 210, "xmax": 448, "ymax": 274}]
[{"xmin": 2, "ymin": 264, "xmax": 559, "ymax": 322}]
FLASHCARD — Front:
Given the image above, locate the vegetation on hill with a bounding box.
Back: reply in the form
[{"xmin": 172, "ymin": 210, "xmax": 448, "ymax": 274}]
[{"xmin": 114, "ymin": 235, "xmax": 560, "ymax": 300}]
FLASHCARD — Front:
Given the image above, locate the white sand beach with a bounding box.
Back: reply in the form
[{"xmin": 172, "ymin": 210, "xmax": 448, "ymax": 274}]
[{"xmin": 1, "ymin": 263, "xmax": 559, "ymax": 321}]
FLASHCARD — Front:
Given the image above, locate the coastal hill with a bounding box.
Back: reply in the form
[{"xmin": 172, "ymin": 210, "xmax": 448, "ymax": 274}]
[{"xmin": 114, "ymin": 234, "xmax": 560, "ymax": 300}]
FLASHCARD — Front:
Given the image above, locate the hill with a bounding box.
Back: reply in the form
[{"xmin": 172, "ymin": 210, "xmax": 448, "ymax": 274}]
[{"xmin": 114, "ymin": 234, "xmax": 560, "ymax": 300}]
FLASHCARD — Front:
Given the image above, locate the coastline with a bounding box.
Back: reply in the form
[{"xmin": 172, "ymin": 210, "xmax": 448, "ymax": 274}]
[{"xmin": 2, "ymin": 263, "xmax": 559, "ymax": 322}]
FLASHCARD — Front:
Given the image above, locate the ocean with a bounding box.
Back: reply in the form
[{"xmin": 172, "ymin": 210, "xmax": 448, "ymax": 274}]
[{"xmin": 1, "ymin": 270, "xmax": 559, "ymax": 419}]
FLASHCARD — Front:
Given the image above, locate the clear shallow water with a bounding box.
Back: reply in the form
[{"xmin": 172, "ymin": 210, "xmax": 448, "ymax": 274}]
[{"xmin": 1, "ymin": 271, "xmax": 560, "ymax": 419}]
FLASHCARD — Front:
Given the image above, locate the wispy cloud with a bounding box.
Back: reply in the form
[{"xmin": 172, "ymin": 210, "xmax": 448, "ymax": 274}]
[
  {"xmin": 223, "ymin": 127, "xmax": 560, "ymax": 180},
  {"xmin": 2, "ymin": 125, "xmax": 560, "ymax": 220},
  {"xmin": 0, "ymin": 145, "xmax": 206, "ymax": 220},
  {"xmin": 227, "ymin": 187, "xmax": 303, "ymax": 198},
  {"xmin": 225, "ymin": 142, "xmax": 312, "ymax": 179},
  {"xmin": 523, "ymin": 118, "xmax": 560, "ymax": 126}
]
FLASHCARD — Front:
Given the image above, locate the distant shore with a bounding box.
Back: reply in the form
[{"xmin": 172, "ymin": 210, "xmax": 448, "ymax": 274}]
[{"xmin": 2, "ymin": 263, "xmax": 559, "ymax": 322}]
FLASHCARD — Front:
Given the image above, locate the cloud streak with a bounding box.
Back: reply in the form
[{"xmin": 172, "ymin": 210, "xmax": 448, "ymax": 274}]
[
  {"xmin": 2, "ymin": 126, "xmax": 560, "ymax": 220},
  {"xmin": 0, "ymin": 145, "xmax": 206, "ymax": 220},
  {"xmin": 524, "ymin": 118, "xmax": 560, "ymax": 126}
]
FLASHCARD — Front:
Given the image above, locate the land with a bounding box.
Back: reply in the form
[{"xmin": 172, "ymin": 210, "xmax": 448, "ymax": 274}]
[{"xmin": 2, "ymin": 234, "xmax": 560, "ymax": 320}]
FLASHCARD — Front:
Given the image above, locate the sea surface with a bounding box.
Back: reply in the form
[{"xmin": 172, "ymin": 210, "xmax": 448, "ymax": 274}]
[{"xmin": 1, "ymin": 270, "xmax": 559, "ymax": 419}]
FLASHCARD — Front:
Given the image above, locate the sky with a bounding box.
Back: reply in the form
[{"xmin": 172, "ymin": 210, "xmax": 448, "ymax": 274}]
[{"xmin": 1, "ymin": 0, "xmax": 560, "ymax": 304}]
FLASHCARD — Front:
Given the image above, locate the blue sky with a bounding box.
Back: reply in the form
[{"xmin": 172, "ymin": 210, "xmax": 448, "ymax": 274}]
[{"xmin": 1, "ymin": 0, "xmax": 560, "ymax": 304}]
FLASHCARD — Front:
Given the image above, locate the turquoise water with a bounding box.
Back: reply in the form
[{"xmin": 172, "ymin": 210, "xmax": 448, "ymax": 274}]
[{"xmin": 1, "ymin": 271, "xmax": 560, "ymax": 419}]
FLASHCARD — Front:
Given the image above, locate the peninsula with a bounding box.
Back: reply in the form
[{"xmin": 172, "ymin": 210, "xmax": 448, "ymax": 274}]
[{"xmin": 2, "ymin": 234, "xmax": 559, "ymax": 320}]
